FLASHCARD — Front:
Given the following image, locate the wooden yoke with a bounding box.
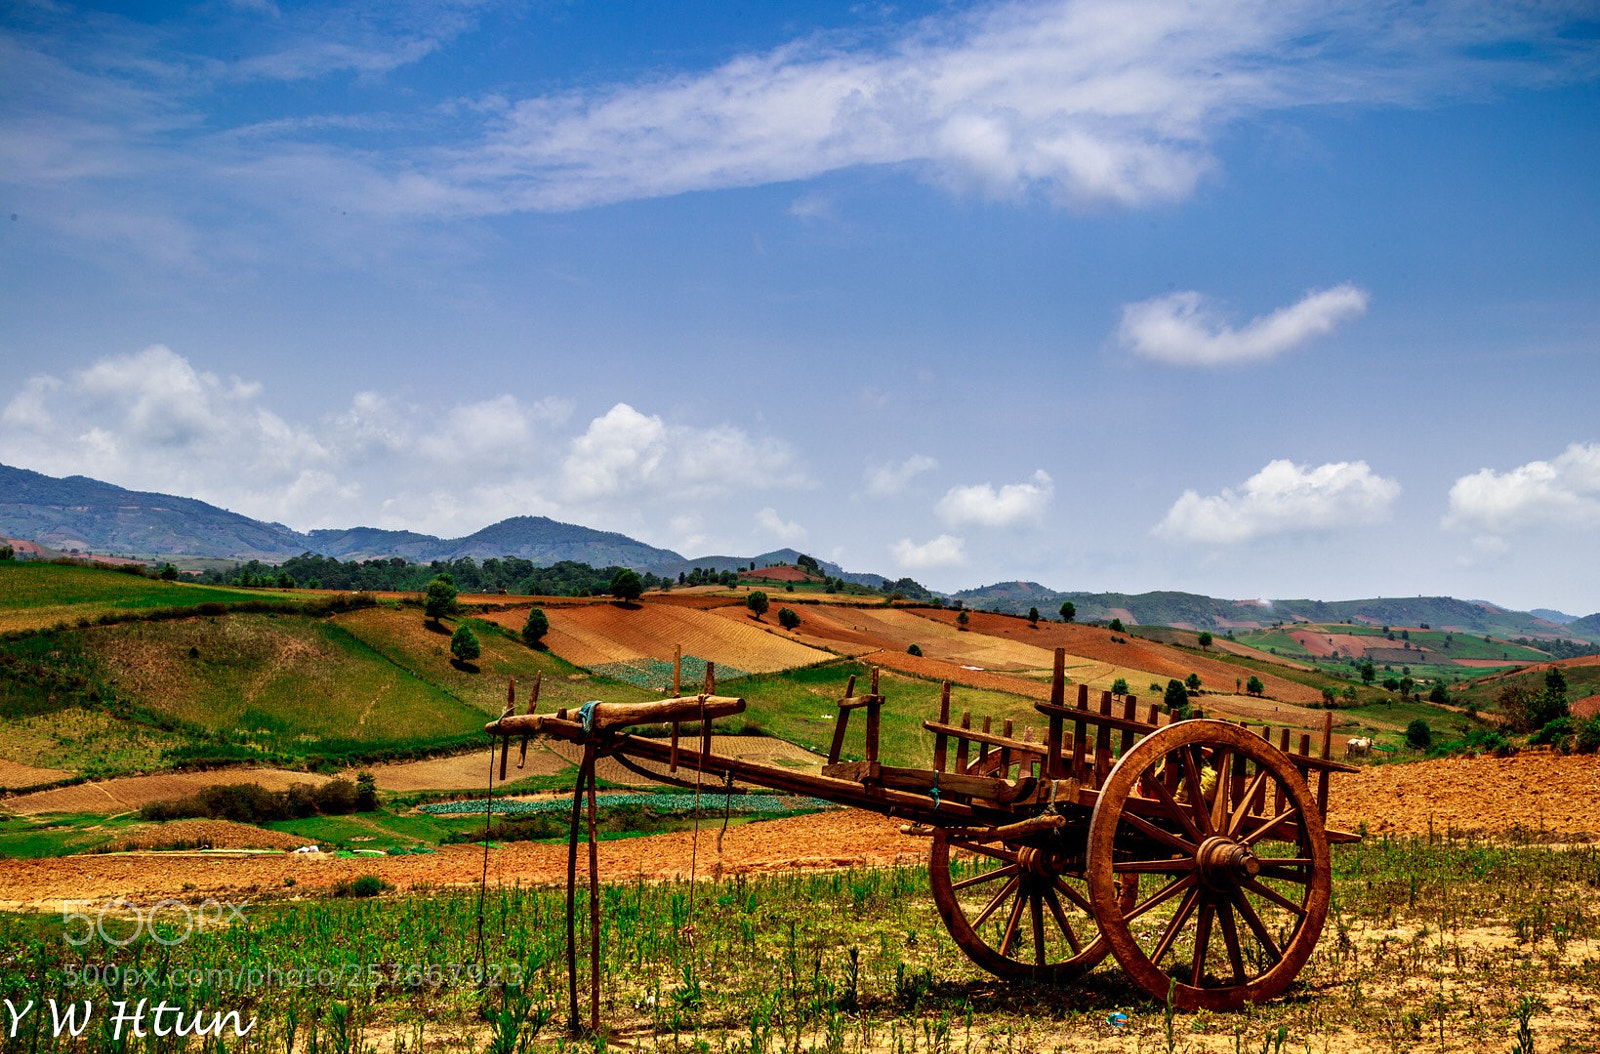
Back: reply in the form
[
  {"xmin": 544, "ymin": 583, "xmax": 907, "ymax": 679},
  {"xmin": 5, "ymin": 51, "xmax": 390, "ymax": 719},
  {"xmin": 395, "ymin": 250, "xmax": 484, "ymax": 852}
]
[
  {"xmin": 826, "ymin": 667, "xmax": 883, "ymax": 765},
  {"xmin": 486, "ymin": 693, "xmax": 744, "ymax": 739}
]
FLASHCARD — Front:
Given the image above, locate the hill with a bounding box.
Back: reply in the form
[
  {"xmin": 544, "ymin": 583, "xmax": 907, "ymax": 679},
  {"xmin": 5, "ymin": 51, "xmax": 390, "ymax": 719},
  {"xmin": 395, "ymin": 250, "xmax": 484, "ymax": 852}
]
[
  {"xmin": 953, "ymin": 581, "xmax": 1600, "ymax": 644},
  {"xmin": 0, "ymin": 463, "xmax": 306, "ymax": 559}
]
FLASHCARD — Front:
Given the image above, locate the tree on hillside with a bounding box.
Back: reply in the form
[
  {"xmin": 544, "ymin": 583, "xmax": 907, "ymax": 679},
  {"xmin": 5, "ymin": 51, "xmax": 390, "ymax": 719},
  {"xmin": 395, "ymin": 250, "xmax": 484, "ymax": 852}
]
[
  {"xmin": 609, "ymin": 568, "xmax": 644, "ymax": 603},
  {"xmin": 1428, "ymin": 681, "xmax": 1448, "ymax": 705},
  {"xmin": 0, "ymin": 545, "xmax": 14, "ymax": 561},
  {"xmin": 907, "ymin": 643, "xmax": 922, "ymax": 656},
  {"xmin": 796, "ymin": 554, "xmax": 820, "ymax": 574},
  {"xmin": 522, "ymin": 607, "xmax": 549, "ymax": 648},
  {"xmin": 1112, "ymin": 677, "xmax": 1129, "ymax": 696},
  {"xmin": 1185, "ymin": 672, "xmax": 1201, "ymax": 693},
  {"xmin": 1197, "ymin": 631, "xmax": 1213, "ymax": 650},
  {"xmin": 1406, "ymin": 719, "xmax": 1432, "ymax": 750},
  {"xmin": 746, "ymin": 590, "xmax": 769, "ymax": 620},
  {"xmin": 424, "ymin": 574, "xmax": 458, "ymax": 623},
  {"xmin": 777, "ymin": 607, "xmax": 800, "ymax": 630},
  {"xmin": 1398, "ymin": 675, "xmax": 1415, "ymax": 700},
  {"xmin": 1059, "ymin": 601, "xmax": 1075, "ymax": 623},
  {"xmin": 159, "ymin": 563, "xmax": 179, "ymax": 581},
  {"xmin": 956, "ymin": 610, "xmax": 970, "ymax": 631},
  {"xmin": 1028, "ymin": 606, "xmax": 1040, "ymax": 626},
  {"xmin": 450, "ymin": 623, "xmax": 481, "ymax": 664},
  {"xmin": 1247, "ymin": 675, "xmax": 1265, "ymax": 697},
  {"xmin": 1164, "ymin": 679, "xmax": 1191, "ymax": 716},
  {"xmin": 1360, "ymin": 661, "xmax": 1376, "ymax": 685},
  {"xmin": 1109, "ymin": 617, "xmax": 1125, "ymax": 634}
]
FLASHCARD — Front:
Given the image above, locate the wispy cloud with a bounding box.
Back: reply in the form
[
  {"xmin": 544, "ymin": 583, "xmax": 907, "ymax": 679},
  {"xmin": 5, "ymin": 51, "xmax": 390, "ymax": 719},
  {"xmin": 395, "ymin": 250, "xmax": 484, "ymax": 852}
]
[
  {"xmin": 1119, "ymin": 285, "xmax": 1369, "ymax": 366},
  {"xmin": 1156, "ymin": 459, "xmax": 1399, "ymax": 543},
  {"xmin": 5, "ymin": 0, "xmax": 1596, "ymax": 265},
  {"xmin": 1444, "ymin": 443, "xmax": 1600, "ymax": 536},
  {"xmin": 892, "ymin": 533, "xmax": 967, "ymax": 569},
  {"xmin": 936, "ymin": 470, "xmax": 1053, "ymax": 528},
  {"xmin": 755, "ymin": 507, "xmax": 808, "ymax": 544},
  {"xmin": 865, "ymin": 454, "xmax": 938, "ymax": 497}
]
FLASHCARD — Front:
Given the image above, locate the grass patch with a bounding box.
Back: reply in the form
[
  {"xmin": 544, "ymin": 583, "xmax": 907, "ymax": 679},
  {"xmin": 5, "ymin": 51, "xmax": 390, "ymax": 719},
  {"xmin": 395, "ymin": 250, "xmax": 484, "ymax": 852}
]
[
  {"xmin": 736, "ymin": 660, "xmax": 1049, "ymax": 767},
  {"xmin": 0, "ymin": 562, "xmax": 285, "ymax": 631},
  {"xmin": 2, "ymin": 837, "xmax": 1597, "ymax": 1052},
  {"xmin": 0, "ymin": 812, "xmax": 144, "ymax": 859},
  {"xmin": 266, "ymin": 810, "xmax": 456, "ymax": 852}
]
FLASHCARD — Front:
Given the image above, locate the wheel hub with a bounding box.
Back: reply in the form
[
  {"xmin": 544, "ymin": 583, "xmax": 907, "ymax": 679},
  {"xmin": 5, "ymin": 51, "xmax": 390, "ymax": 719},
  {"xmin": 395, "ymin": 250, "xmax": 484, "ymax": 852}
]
[{"xmin": 1196, "ymin": 836, "xmax": 1259, "ymax": 892}]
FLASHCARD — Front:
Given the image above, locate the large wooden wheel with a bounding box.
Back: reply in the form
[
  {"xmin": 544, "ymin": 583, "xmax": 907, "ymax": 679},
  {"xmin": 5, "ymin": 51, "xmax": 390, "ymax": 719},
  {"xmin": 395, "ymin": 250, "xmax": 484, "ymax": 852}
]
[
  {"xmin": 930, "ymin": 825, "xmax": 1111, "ymax": 982},
  {"xmin": 1087, "ymin": 720, "xmax": 1331, "ymax": 1010}
]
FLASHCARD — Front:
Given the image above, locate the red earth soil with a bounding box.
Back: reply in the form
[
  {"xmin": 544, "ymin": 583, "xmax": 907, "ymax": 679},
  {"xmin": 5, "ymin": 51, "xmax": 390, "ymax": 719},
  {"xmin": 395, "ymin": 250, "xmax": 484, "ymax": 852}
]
[{"xmin": 3, "ymin": 752, "xmax": 1598, "ymax": 908}]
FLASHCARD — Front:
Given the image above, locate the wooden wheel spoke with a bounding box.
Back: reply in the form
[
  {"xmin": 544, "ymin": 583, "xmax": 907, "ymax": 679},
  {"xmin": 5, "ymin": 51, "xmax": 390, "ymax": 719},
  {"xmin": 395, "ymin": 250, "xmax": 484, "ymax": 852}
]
[
  {"xmin": 1208, "ymin": 750, "xmax": 1233, "ymax": 833},
  {"xmin": 1241, "ymin": 878, "xmax": 1308, "ymax": 918},
  {"xmin": 1256, "ymin": 865, "xmax": 1313, "ymax": 884},
  {"xmin": 951, "ymin": 840, "xmax": 1021, "ymax": 864},
  {"xmin": 972, "ymin": 875, "xmax": 1020, "ymax": 929},
  {"xmin": 1240, "ymin": 808, "xmax": 1298, "ymax": 847},
  {"xmin": 1252, "ymin": 857, "xmax": 1314, "ymax": 868},
  {"xmin": 952, "ymin": 862, "xmax": 1019, "ymax": 892},
  {"xmin": 1215, "ymin": 899, "xmax": 1247, "ymax": 984},
  {"xmin": 1123, "ymin": 872, "xmax": 1197, "ymax": 925},
  {"xmin": 1041, "ymin": 886, "xmax": 1082, "ymax": 954},
  {"xmin": 1121, "ymin": 810, "xmax": 1199, "ymax": 856},
  {"xmin": 1189, "ymin": 899, "xmax": 1214, "ymax": 986},
  {"xmin": 1142, "ymin": 765, "xmax": 1204, "ymax": 843},
  {"xmin": 1113, "ymin": 857, "xmax": 1196, "ymax": 874},
  {"xmin": 999, "ymin": 884, "xmax": 1028, "ymax": 957},
  {"xmin": 1030, "ymin": 892, "xmax": 1047, "ymax": 966},
  {"xmin": 1227, "ymin": 770, "xmax": 1270, "ymax": 837},
  {"xmin": 1179, "ymin": 747, "xmax": 1215, "ymax": 835},
  {"xmin": 1053, "ymin": 878, "xmax": 1094, "ymax": 916},
  {"xmin": 1229, "ymin": 889, "xmax": 1284, "ymax": 964},
  {"xmin": 1147, "ymin": 885, "xmax": 1200, "ymax": 966}
]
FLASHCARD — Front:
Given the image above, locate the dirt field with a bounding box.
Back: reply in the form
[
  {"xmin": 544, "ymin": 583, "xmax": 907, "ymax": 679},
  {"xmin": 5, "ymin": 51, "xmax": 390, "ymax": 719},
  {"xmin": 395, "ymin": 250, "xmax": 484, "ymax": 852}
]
[
  {"xmin": 3, "ymin": 751, "xmax": 1598, "ymax": 909},
  {"xmin": 917, "ymin": 610, "xmax": 1322, "ymax": 704},
  {"xmin": 515, "ymin": 601, "xmax": 835, "ymax": 673},
  {"xmin": 106, "ymin": 819, "xmax": 313, "ymax": 851},
  {"xmin": 4, "ymin": 768, "xmax": 331, "ymax": 816},
  {"xmin": 363, "ymin": 747, "xmax": 570, "ymax": 791},
  {"xmin": 0, "ymin": 760, "xmax": 73, "ymax": 789}
]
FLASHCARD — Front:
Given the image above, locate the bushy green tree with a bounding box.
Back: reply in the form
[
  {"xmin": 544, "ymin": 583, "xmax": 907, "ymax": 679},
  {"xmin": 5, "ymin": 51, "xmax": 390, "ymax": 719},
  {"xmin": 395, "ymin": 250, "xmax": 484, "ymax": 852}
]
[
  {"xmin": 1027, "ymin": 606, "xmax": 1039, "ymax": 626},
  {"xmin": 746, "ymin": 590, "xmax": 769, "ymax": 619},
  {"xmin": 1405, "ymin": 720, "xmax": 1432, "ymax": 750},
  {"xmin": 777, "ymin": 607, "xmax": 800, "ymax": 630},
  {"xmin": 521, "ymin": 607, "xmax": 549, "ymax": 647},
  {"xmin": 1111, "ymin": 677, "xmax": 1129, "ymax": 696},
  {"xmin": 451, "ymin": 623, "xmax": 481, "ymax": 663},
  {"xmin": 1164, "ymin": 679, "xmax": 1190, "ymax": 716},
  {"xmin": 1246, "ymin": 675, "xmax": 1265, "ymax": 697},
  {"xmin": 956, "ymin": 610, "xmax": 970, "ymax": 630},
  {"xmin": 158, "ymin": 563, "xmax": 179, "ymax": 581},
  {"xmin": 1360, "ymin": 661, "xmax": 1376, "ymax": 685},
  {"xmin": 424, "ymin": 574, "xmax": 458, "ymax": 621},
  {"xmin": 1059, "ymin": 601, "xmax": 1075, "ymax": 623},
  {"xmin": 355, "ymin": 771, "xmax": 378, "ymax": 811},
  {"xmin": 1197, "ymin": 631, "xmax": 1213, "ymax": 650},
  {"xmin": 609, "ymin": 568, "xmax": 644, "ymax": 602},
  {"xmin": 1428, "ymin": 681, "xmax": 1449, "ymax": 705},
  {"xmin": 1109, "ymin": 617, "xmax": 1125, "ymax": 634},
  {"xmin": 907, "ymin": 643, "xmax": 922, "ymax": 656},
  {"xmin": 1185, "ymin": 672, "xmax": 1201, "ymax": 692}
]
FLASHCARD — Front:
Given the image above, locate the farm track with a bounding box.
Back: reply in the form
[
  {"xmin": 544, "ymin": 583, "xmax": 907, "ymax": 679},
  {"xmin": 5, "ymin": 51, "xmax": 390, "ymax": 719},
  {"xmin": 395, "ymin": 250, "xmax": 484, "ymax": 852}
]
[{"xmin": 2, "ymin": 751, "xmax": 1597, "ymax": 907}]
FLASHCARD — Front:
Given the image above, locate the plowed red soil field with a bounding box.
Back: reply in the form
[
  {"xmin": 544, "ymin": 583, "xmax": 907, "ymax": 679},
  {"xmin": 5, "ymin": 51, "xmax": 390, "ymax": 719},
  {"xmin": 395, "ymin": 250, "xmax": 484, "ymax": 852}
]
[
  {"xmin": 0, "ymin": 760, "xmax": 73, "ymax": 789},
  {"xmin": 5, "ymin": 769, "xmax": 332, "ymax": 816},
  {"xmin": 916, "ymin": 610, "xmax": 1320, "ymax": 704},
  {"xmin": 4, "ymin": 752, "xmax": 1597, "ymax": 908},
  {"xmin": 516, "ymin": 602, "xmax": 834, "ymax": 672}
]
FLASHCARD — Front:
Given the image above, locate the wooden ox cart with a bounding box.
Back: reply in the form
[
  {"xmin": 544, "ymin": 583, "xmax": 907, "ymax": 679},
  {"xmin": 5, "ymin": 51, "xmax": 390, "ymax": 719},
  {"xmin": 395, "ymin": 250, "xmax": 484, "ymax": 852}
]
[{"xmin": 486, "ymin": 647, "xmax": 1357, "ymax": 1020}]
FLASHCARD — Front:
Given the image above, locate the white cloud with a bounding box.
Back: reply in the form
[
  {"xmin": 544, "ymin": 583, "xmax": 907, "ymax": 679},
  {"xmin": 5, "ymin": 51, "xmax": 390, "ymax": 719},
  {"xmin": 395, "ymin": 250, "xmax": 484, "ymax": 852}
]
[
  {"xmin": 1155, "ymin": 459, "xmax": 1399, "ymax": 543},
  {"xmin": 1118, "ymin": 284, "xmax": 1369, "ymax": 366},
  {"xmin": 866, "ymin": 454, "xmax": 938, "ymax": 497},
  {"xmin": 559, "ymin": 403, "xmax": 805, "ymax": 504},
  {"xmin": 755, "ymin": 507, "xmax": 808, "ymax": 544},
  {"xmin": 936, "ymin": 470, "xmax": 1052, "ymax": 528},
  {"xmin": 0, "ymin": 347, "xmax": 806, "ymax": 540},
  {"xmin": 1444, "ymin": 443, "xmax": 1600, "ymax": 536},
  {"xmin": 892, "ymin": 534, "xmax": 967, "ymax": 569}
]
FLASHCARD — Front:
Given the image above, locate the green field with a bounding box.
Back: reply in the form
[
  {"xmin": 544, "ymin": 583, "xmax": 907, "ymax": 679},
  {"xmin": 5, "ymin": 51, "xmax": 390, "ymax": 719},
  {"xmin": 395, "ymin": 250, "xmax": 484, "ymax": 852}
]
[
  {"xmin": 734, "ymin": 661, "xmax": 1046, "ymax": 768},
  {"xmin": 0, "ymin": 562, "xmax": 281, "ymax": 629},
  {"xmin": 2, "ymin": 838, "xmax": 1597, "ymax": 1052},
  {"xmin": 0, "ymin": 811, "xmax": 145, "ymax": 858}
]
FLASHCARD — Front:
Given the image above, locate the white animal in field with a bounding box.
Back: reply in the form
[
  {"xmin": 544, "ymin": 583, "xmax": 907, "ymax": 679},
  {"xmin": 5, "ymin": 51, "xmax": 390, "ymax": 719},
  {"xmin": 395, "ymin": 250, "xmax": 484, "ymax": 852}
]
[{"xmin": 1344, "ymin": 737, "xmax": 1372, "ymax": 759}]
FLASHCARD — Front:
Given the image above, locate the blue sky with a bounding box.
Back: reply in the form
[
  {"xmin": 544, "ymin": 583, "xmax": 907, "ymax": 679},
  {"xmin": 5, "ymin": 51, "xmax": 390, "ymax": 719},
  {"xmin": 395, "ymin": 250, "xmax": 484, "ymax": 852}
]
[{"xmin": 2, "ymin": 0, "xmax": 1598, "ymax": 612}]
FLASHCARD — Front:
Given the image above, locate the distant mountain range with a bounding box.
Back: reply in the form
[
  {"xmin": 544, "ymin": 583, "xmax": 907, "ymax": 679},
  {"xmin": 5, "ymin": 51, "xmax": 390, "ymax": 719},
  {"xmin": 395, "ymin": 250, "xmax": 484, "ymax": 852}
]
[
  {"xmin": 951, "ymin": 581, "xmax": 1600, "ymax": 643},
  {"xmin": 3, "ymin": 462, "xmax": 1594, "ymax": 640}
]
